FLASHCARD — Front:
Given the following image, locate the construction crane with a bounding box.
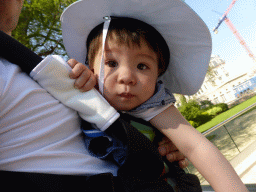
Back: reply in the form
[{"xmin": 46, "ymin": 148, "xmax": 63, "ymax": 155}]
[{"xmin": 213, "ymin": 0, "xmax": 256, "ymax": 63}]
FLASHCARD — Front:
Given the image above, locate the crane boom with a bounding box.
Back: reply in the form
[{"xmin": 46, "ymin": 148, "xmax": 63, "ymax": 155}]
[
  {"xmin": 223, "ymin": 0, "xmax": 238, "ymax": 17},
  {"xmin": 213, "ymin": 16, "xmax": 226, "ymax": 33},
  {"xmin": 213, "ymin": 0, "xmax": 238, "ymax": 33},
  {"xmin": 213, "ymin": 0, "xmax": 256, "ymax": 63},
  {"xmin": 224, "ymin": 18, "xmax": 256, "ymax": 62}
]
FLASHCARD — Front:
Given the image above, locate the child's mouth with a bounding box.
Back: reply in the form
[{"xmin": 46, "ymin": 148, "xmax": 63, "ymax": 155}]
[{"xmin": 119, "ymin": 93, "xmax": 135, "ymax": 99}]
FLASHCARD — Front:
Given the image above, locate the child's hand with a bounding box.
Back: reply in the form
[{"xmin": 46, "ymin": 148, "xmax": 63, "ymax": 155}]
[
  {"xmin": 158, "ymin": 136, "xmax": 189, "ymax": 169},
  {"xmin": 68, "ymin": 59, "xmax": 97, "ymax": 92}
]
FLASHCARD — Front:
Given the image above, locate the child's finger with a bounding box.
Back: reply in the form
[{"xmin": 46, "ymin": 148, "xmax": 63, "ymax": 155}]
[
  {"xmin": 158, "ymin": 140, "xmax": 177, "ymax": 156},
  {"xmin": 178, "ymin": 158, "xmax": 189, "ymax": 169},
  {"xmin": 166, "ymin": 151, "xmax": 185, "ymax": 163},
  {"xmin": 67, "ymin": 59, "xmax": 78, "ymax": 68},
  {"xmin": 79, "ymin": 74, "xmax": 97, "ymax": 92},
  {"xmin": 74, "ymin": 69, "xmax": 91, "ymax": 89},
  {"xmin": 70, "ymin": 62, "xmax": 88, "ymax": 79}
]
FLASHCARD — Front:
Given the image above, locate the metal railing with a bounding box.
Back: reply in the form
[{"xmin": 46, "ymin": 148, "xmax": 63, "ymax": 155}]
[
  {"xmin": 186, "ymin": 102, "xmax": 256, "ymax": 189},
  {"xmin": 202, "ymin": 102, "xmax": 256, "ymax": 161},
  {"xmin": 202, "ymin": 101, "xmax": 256, "ymax": 136},
  {"xmin": 202, "ymin": 184, "xmax": 256, "ymax": 192}
]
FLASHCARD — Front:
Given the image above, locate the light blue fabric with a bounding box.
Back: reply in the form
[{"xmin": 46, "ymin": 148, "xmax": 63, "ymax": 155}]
[{"xmin": 130, "ymin": 80, "xmax": 176, "ymax": 111}]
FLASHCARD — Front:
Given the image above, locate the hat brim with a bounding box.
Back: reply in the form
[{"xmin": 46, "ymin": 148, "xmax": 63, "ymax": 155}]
[{"xmin": 61, "ymin": 0, "xmax": 212, "ymax": 95}]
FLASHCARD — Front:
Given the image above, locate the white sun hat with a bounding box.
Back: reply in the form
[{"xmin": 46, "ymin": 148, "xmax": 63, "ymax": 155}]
[{"xmin": 61, "ymin": 0, "xmax": 212, "ymax": 95}]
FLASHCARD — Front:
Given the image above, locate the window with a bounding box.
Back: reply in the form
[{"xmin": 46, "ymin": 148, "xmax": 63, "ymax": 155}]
[
  {"xmin": 220, "ymin": 94, "xmax": 226, "ymax": 102},
  {"xmin": 226, "ymin": 91, "xmax": 232, "ymax": 99},
  {"xmin": 214, "ymin": 97, "xmax": 219, "ymax": 104}
]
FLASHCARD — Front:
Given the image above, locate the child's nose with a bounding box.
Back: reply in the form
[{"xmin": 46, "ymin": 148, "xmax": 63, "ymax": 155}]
[{"xmin": 117, "ymin": 67, "xmax": 137, "ymax": 86}]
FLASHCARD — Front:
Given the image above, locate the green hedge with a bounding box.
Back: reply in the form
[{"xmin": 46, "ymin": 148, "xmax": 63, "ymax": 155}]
[
  {"xmin": 179, "ymin": 101, "xmax": 229, "ymax": 128},
  {"xmin": 203, "ymin": 103, "xmax": 229, "ymax": 117}
]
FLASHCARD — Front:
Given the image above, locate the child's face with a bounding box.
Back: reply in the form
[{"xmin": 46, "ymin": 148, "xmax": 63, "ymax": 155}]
[{"xmin": 92, "ymin": 39, "xmax": 158, "ymax": 111}]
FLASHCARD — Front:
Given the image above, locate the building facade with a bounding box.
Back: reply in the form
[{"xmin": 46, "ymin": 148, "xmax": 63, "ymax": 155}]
[{"xmin": 175, "ymin": 55, "xmax": 256, "ymax": 107}]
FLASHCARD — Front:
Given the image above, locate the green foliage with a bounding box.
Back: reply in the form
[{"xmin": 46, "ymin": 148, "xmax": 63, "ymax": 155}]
[
  {"xmin": 200, "ymin": 100, "xmax": 213, "ymax": 109},
  {"xmin": 203, "ymin": 106, "xmax": 222, "ymax": 116},
  {"xmin": 179, "ymin": 100, "xmax": 200, "ymax": 120},
  {"xmin": 179, "ymin": 100, "xmax": 229, "ymax": 128},
  {"xmin": 12, "ymin": 0, "xmax": 76, "ymax": 57},
  {"xmin": 179, "ymin": 94, "xmax": 187, "ymax": 105},
  {"xmin": 201, "ymin": 103, "xmax": 229, "ymax": 117},
  {"xmin": 206, "ymin": 65, "xmax": 217, "ymax": 86},
  {"xmin": 192, "ymin": 113, "xmax": 212, "ymax": 128},
  {"xmin": 215, "ymin": 103, "xmax": 229, "ymax": 112},
  {"xmin": 189, "ymin": 121, "xmax": 200, "ymax": 128},
  {"xmin": 179, "ymin": 100, "xmax": 212, "ymax": 128},
  {"xmin": 203, "ymin": 103, "xmax": 229, "ymax": 117},
  {"xmin": 197, "ymin": 95, "xmax": 256, "ymax": 133}
]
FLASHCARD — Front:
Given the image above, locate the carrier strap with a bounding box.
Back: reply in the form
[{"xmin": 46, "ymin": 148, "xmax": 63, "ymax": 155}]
[{"xmin": 0, "ymin": 30, "xmax": 42, "ymax": 75}]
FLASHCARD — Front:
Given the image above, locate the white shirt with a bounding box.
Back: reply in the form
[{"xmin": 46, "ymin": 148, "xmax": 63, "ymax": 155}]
[{"xmin": 0, "ymin": 58, "xmax": 118, "ymax": 175}]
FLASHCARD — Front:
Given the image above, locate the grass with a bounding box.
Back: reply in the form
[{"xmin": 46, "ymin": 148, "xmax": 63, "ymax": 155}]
[{"xmin": 196, "ymin": 95, "xmax": 256, "ymax": 133}]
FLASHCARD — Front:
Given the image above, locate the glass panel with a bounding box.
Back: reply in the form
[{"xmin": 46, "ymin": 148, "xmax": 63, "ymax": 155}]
[
  {"xmin": 187, "ymin": 105, "xmax": 256, "ymax": 184},
  {"xmin": 207, "ymin": 125, "xmax": 240, "ymax": 161},
  {"xmin": 187, "ymin": 125, "xmax": 240, "ymax": 183},
  {"xmin": 224, "ymin": 106, "xmax": 256, "ymax": 152}
]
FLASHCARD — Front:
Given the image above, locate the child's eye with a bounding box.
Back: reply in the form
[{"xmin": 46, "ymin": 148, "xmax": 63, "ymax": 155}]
[
  {"xmin": 137, "ymin": 63, "xmax": 148, "ymax": 70},
  {"xmin": 106, "ymin": 60, "xmax": 118, "ymax": 68}
]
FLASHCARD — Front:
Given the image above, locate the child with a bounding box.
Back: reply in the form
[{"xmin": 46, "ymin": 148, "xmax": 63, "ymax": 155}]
[{"xmin": 59, "ymin": 0, "xmax": 248, "ymax": 191}]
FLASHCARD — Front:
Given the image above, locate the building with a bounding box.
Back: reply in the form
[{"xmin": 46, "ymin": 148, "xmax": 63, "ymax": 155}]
[
  {"xmin": 233, "ymin": 76, "xmax": 256, "ymax": 97},
  {"xmin": 175, "ymin": 55, "xmax": 256, "ymax": 107}
]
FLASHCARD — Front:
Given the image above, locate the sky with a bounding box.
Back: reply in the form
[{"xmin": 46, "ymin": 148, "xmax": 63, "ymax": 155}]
[{"xmin": 184, "ymin": 0, "xmax": 256, "ymax": 77}]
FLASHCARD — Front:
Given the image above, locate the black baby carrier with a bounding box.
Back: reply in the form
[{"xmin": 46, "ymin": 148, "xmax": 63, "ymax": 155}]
[{"xmin": 0, "ymin": 30, "xmax": 202, "ymax": 192}]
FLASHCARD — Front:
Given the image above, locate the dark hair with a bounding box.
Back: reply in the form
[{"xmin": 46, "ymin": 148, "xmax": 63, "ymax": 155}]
[{"xmin": 86, "ymin": 17, "xmax": 170, "ymax": 76}]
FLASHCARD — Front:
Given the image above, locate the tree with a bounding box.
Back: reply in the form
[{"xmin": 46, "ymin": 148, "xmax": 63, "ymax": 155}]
[
  {"xmin": 12, "ymin": 0, "xmax": 76, "ymax": 58},
  {"xmin": 178, "ymin": 100, "xmax": 212, "ymax": 128},
  {"xmin": 174, "ymin": 93, "xmax": 187, "ymax": 106},
  {"xmin": 179, "ymin": 100, "xmax": 201, "ymax": 121},
  {"xmin": 205, "ymin": 64, "xmax": 217, "ymax": 86},
  {"xmin": 200, "ymin": 100, "xmax": 214, "ymax": 109}
]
